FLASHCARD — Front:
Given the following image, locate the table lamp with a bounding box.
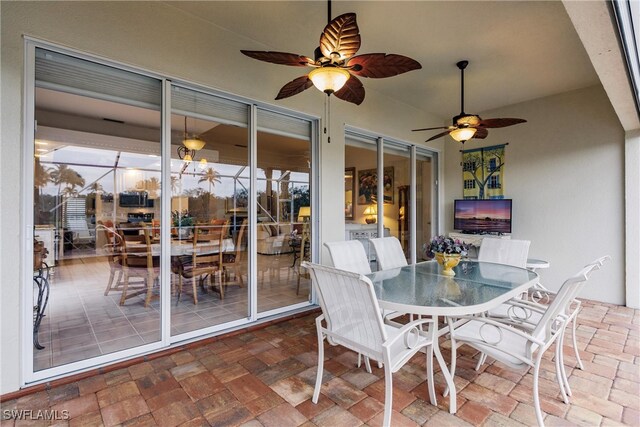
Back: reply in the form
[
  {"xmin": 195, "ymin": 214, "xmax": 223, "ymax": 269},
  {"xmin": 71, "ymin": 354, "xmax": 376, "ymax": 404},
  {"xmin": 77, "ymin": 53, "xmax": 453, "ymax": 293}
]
[
  {"xmin": 297, "ymin": 206, "xmax": 311, "ymax": 222},
  {"xmin": 363, "ymin": 204, "xmax": 377, "ymax": 224}
]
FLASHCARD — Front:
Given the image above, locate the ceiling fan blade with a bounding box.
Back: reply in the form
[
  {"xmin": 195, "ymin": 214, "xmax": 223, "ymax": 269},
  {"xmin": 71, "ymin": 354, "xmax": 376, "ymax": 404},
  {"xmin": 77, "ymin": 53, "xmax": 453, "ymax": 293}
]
[
  {"xmin": 241, "ymin": 50, "xmax": 315, "ymax": 67},
  {"xmin": 275, "ymin": 76, "xmax": 314, "ymax": 100},
  {"xmin": 412, "ymin": 126, "xmax": 450, "ymax": 132},
  {"xmin": 347, "ymin": 54, "xmax": 422, "ymax": 78},
  {"xmin": 472, "ymin": 127, "xmax": 489, "ymax": 139},
  {"xmin": 334, "ymin": 75, "xmax": 365, "ymax": 105},
  {"xmin": 426, "ymin": 130, "xmax": 452, "ymax": 142},
  {"xmin": 477, "ymin": 118, "xmax": 527, "ymax": 128},
  {"xmin": 320, "ymin": 13, "xmax": 361, "ymax": 60}
]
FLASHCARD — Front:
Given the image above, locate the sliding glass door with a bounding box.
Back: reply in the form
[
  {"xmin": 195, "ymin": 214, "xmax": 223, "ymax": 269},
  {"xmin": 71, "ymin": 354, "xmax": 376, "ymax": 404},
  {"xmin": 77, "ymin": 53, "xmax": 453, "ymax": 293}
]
[
  {"xmin": 345, "ymin": 130, "xmax": 438, "ymax": 267},
  {"xmin": 32, "ymin": 48, "xmax": 164, "ymax": 371},
  {"xmin": 169, "ymin": 85, "xmax": 250, "ymax": 336},
  {"xmin": 27, "ymin": 43, "xmax": 318, "ymax": 382},
  {"xmin": 256, "ymin": 109, "xmax": 313, "ymax": 314}
]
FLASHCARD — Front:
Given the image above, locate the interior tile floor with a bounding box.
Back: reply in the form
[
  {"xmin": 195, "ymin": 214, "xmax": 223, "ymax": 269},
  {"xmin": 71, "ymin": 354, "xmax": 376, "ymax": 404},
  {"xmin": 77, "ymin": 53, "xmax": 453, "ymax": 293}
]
[
  {"xmin": 34, "ymin": 252, "xmax": 310, "ymax": 371},
  {"xmin": 6, "ymin": 300, "xmax": 639, "ymax": 426}
]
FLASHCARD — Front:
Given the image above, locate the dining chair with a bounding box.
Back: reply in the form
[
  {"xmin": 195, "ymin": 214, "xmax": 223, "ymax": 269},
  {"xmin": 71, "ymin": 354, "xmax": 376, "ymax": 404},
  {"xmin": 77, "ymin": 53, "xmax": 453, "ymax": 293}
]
[
  {"xmin": 219, "ymin": 219, "xmax": 247, "ymax": 292},
  {"xmin": 447, "ymin": 263, "xmax": 597, "ymax": 427},
  {"xmin": 323, "ymin": 240, "xmax": 372, "ymax": 274},
  {"xmin": 118, "ymin": 224, "xmax": 159, "ymax": 307},
  {"xmin": 303, "ymin": 261, "xmax": 438, "ymax": 427},
  {"xmin": 174, "ymin": 224, "xmax": 223, "ymax": 304},
  {"xmin": 97, "ymin": 221, "xmax": 123, "ymax": 296},
  {"xmin": 497, "ymin": 255, "xmax": 611, "ymax": 400},
  {"xmin": 478, "ymin": 256, "xmax": 611, "ymax": 379},
  {"xmin": 478, "ymin": 237, "xmax": 530, "ymax": 268},
  {"xmin": 369, "ymin": 236, "xmax": 408, "ymax": 271},
  {"xmin": 295, "ymin": 234, "xmax": 310, "ymax": 295}
]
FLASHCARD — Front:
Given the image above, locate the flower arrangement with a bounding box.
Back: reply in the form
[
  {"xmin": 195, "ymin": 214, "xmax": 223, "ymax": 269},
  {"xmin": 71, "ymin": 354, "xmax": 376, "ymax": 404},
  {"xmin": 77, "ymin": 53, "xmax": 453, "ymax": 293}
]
[
  {"xmin": 423, "ymin": 235, "xmax": 470, "ymax": 258},
  {"xmin": 172, "ymin": 210, "xmax": 194, "ymax": 227}
]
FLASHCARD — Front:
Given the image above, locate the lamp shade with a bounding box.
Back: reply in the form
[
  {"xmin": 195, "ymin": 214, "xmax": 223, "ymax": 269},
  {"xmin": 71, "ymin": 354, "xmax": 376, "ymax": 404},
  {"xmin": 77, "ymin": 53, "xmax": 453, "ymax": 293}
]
[
  {"xmin": 183, "ymin": 137, "xmax": 206, "ymax": 151},
  {"xmin": 182, "ymin": 153, "xmax": 193, "ymax": 163},
  {"xmin": 308, "ymin": 67, "xmax": 351, "ymax": 94},
  {"xmin": 198, "ymin": 158, "xmax": 208, "ymax": 170},
  {"xmin": 450, "ymin": 127, "xmax": 477, "ymax": 142},
  {"xmin": 363, "ymin": 205, "xmax": 377, "ymax": 216},
  {"xmin": 297, "ymin": 206, "xmax": 311, "ymax": 221}
]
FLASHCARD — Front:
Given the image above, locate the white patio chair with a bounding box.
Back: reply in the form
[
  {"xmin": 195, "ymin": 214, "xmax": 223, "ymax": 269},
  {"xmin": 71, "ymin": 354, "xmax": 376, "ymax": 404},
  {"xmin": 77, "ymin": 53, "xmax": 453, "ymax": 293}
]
[
  {"xmin": 304, "ymin": 261, "xmax": 439, "ymax": 427},
  {"xmin": 492, "ymin": 255, "xmax": 611, "ymax": 402},
  {"xmin": 478, "ymin": 237, "xmax": 530, "ymax": 268},
  {"xmin": 369, "ymin": 236, "xmax": 408, "ymax": 271},
  {"xmin": 324, "ymin": 240, "xmax": 373, "ymax": 371},
  {"xmin": 324, "ymin": 240, "xmax": 372, "ymax": 274},
  {"xmin": 447, "ymin": 264, "xmax": 596, "ymax": 427},
  {"xmin": 479, "ymin": 256, "xmax": 611, "ymax": 377}
]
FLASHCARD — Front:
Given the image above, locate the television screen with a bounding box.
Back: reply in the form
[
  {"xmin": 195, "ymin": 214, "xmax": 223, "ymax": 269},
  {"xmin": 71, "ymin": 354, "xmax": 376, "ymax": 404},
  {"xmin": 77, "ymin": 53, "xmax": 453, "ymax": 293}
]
[{"xmin": 454, "ymin": 199, "xmax": 512, "ymax": 234}]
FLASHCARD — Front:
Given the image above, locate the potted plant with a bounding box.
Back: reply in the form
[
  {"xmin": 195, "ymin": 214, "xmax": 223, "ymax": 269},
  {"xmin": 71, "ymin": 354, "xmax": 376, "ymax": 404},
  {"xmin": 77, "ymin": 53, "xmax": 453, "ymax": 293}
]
[
  {"xmin": 423, "ymin": 235, "xmax": 470, "ymax": 276},
  {"xmin": 172, "ymin": 210, "xmax": 194, "ymax": 238}
]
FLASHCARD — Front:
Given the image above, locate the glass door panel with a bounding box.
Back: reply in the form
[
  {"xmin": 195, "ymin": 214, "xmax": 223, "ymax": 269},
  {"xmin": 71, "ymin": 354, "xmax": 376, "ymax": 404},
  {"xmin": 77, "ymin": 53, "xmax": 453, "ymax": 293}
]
[
  {"xmin": 383, "ymin": 144, "xmax": 411, "ymax": 261},
  {"xmin": 344, "ymin": 137, "xmax": 379, "ymax": 263},
  {"xmin": 33, "ymin": 48, "xmax": 163, "ymax": 371},
  {"xmin": 169, "ymin": 85, "xmax": 249, "ymax": 336},
  {"xmin": 416, "ymin": 152, "xmax": 434, "ymax": 261},
  {"xmin": 256, "ymin": 109, "xmax": 312, "ymax": 313}
]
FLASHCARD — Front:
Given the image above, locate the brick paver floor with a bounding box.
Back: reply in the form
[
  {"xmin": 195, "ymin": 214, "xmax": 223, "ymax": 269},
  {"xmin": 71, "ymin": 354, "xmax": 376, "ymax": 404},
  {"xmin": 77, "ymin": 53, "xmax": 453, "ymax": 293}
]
[{"xmin": 2, "ymin": 300, "xmax": 639, "ymax": 426}]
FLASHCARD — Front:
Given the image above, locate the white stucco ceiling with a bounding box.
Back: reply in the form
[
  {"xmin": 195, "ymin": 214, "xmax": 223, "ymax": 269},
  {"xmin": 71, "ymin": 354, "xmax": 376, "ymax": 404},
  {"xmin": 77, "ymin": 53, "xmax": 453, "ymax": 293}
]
[{"xmin": 165, "ymin": 0, "xmax": 600, "ymax": 121}]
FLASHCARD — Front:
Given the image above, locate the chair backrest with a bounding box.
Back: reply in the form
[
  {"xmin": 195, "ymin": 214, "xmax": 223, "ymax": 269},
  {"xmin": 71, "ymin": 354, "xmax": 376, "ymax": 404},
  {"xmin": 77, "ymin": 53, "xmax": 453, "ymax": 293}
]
[
  {"xmin": 324, "ymin": 240, "xmax": 372, "ymax": 274},
  {"xmin": 303, "ymin": 261, "xmax": 386, "ymax": 355},
  {"xmin": 369, "ymin": 237, "xmax": 408, "ymax": 270},
  {"xmin": 223, "ymin": 219, "xmax": 247, "ymax": 266},
  {"xmin": 118, "ymin": 224, "xmax": 154, "ymax": 269},
  {"xmin": 531, "ymin": 264, "xmax": 597, "ymax": 343},
  {"xmin": 478, "ymin": 238, "xmax": 530, "ymax": 268},
  {"xmin": 192, "ymin": 225, "xmax": 220, "ymax": 268},
  {"xmin": 585, "ymin": 255, "xmax": 611, "ymax": 277}
]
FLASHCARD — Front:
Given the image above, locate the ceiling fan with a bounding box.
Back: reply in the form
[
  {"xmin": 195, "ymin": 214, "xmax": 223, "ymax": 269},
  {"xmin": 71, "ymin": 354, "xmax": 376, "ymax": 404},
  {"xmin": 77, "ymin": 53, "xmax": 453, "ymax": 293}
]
[
  {"xmin": 241, "ymin": 5, "xmax": 421, "ymax": 105},
  {"xmin": 413, "ymin": 60, "xmax": 527, "ymax": 143}
]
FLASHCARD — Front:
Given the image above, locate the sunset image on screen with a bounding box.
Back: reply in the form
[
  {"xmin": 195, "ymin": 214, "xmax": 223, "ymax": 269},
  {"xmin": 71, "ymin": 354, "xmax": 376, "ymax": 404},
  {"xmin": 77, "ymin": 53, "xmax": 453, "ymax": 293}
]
[{"xmin": 454, "ymin": 200, "xmax": 512, "ymax": 233}]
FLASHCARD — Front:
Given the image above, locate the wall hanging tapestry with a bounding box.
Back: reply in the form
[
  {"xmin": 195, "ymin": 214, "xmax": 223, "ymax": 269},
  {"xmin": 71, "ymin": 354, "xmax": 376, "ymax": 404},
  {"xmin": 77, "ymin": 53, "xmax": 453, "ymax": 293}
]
[{"xmin": 461, "ymin": 144, "xmax": 506, "ymax": 199}]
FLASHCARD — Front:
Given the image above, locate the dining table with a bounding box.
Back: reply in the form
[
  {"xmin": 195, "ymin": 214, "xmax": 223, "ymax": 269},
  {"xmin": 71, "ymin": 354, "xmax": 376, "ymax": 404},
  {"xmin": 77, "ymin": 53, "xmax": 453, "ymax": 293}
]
[{"xmin": 367, "ymin": 260, "xmax": 538, "ymax": 414}]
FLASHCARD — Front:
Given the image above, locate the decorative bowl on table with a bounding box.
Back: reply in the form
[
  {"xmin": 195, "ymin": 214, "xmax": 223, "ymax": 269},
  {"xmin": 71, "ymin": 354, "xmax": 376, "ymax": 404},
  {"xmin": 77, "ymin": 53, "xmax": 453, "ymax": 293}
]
[
  {"xmin": 434, "ymin": 252, "xmax": 462, "ymax": 276},
  {"xmin": 424, "ymin": 235, "xmax": 470, "ymax": 277}
]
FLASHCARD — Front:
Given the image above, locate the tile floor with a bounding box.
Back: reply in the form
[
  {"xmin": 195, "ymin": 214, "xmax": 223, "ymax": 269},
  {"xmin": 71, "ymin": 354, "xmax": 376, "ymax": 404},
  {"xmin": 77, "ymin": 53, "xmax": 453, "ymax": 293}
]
[
  {"xmin": 5, "ymin": 299, "xmax": 639, "ymax": 426},
  {"xmin": 34, "ymin": 252, "xmax": 310, "ymax": 371}
]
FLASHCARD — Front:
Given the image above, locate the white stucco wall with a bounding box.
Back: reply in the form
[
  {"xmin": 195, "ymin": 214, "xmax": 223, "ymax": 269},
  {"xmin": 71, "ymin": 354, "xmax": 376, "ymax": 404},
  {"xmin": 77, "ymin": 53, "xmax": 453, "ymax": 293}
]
[
  {"xmin": 443, "ymin": 85, "xmax": 626, "ymax": 305},
  {"xmin": 0, "ymin": 2, "xmax": 443, "ymax": 394}
]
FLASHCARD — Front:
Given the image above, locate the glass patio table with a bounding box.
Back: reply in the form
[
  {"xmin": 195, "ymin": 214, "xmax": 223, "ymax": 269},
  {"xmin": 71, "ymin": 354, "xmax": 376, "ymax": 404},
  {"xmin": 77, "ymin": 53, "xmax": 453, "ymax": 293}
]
[{"xmin": 367, "ymin": 260, "xmax": 538, "ymax": 413}]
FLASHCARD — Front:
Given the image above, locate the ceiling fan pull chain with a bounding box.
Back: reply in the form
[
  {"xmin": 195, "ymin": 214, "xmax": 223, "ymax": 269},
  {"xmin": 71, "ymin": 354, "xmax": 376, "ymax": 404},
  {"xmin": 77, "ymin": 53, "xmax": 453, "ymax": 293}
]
[{"xmin": 324, "ymin": 95, "xmax": 332, "ymax": 143}]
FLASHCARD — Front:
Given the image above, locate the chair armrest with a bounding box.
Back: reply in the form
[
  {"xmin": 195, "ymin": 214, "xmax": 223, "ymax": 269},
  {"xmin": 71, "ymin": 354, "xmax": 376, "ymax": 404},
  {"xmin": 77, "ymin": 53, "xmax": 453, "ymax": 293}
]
[
  {"xmin": 382, "ymin": 317, "xmax": 435, "ymax": 350},
  {"xmin": 448, "ymin": 315, "xmax": 548, "ymax": 348}
]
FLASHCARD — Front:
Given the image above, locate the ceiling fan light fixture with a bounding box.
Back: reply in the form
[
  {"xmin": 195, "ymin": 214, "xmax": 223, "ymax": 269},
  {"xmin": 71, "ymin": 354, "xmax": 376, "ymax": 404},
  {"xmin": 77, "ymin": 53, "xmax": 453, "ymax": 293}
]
[
  {"xmin": 182, "ymin": 153, "xmax": 193, "ymax": 164},
  {"xmin": 308, "ymin": 66, "xmax": 351, "ymax": 94},
  {"xmin": 450, "ymin": 127, "xmax": 477, "ymax": 143},
  {"xmin": 198, "ymin": 158, "xmax": 208, "ymax": 170},
  {"xmin": 183, "ymin": 137, "xmax": 206, "ymax": 151}
]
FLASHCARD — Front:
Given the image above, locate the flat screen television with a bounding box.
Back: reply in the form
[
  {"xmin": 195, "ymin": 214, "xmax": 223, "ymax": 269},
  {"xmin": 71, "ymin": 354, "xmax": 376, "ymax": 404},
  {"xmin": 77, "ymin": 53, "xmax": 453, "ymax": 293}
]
[
  {"xmin": 454, "ymin": 199, "xmax": 512, "ymax": 234},
  {"xmin": 119, "ymin": 191, "xmax": 153, "ymax": 208}
]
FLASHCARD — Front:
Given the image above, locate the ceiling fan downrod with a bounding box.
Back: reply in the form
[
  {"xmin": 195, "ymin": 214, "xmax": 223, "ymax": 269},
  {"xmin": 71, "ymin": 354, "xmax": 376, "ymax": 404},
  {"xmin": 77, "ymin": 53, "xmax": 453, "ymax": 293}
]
[{"xmin": 457, "ymin": 60, "xmax": 469, "ymax": 116}]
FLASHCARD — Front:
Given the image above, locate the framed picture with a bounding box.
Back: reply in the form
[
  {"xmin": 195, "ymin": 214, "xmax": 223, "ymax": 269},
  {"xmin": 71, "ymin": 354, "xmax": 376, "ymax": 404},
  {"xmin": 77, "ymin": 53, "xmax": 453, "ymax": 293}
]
[
  {"xmin": 357, "ymin": 166, "xmax": 394, "ymax": 205},
  {"xmin": 344, "ymin": 167, "xmax": 355, "ymax": 220}
]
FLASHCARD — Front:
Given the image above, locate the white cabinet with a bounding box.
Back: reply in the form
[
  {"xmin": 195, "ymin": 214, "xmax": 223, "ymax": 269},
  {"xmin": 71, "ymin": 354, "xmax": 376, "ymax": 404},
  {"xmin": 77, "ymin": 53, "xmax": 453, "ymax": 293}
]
[
  {"xmin": 34, "ymin": 226, "xmax": 57, "ymax": 267},
  {"xmin": 345, "ymin": 224, "xmax": 390, "ymax": 261}
]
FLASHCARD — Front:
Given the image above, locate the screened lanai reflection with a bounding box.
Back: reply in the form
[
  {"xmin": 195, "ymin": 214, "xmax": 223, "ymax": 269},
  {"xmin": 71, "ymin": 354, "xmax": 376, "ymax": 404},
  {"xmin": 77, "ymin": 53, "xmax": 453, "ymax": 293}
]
[
  {"xmin": 169, "ymin": 84, "xmax": 250, "ymax": 334},
  {"xmin": 30, "ymin": 47, "xmax": 315, "ymax": 379},
  {"xmin": 33, "ymin": 48, "xmax": 163, "ymax": 371}
]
